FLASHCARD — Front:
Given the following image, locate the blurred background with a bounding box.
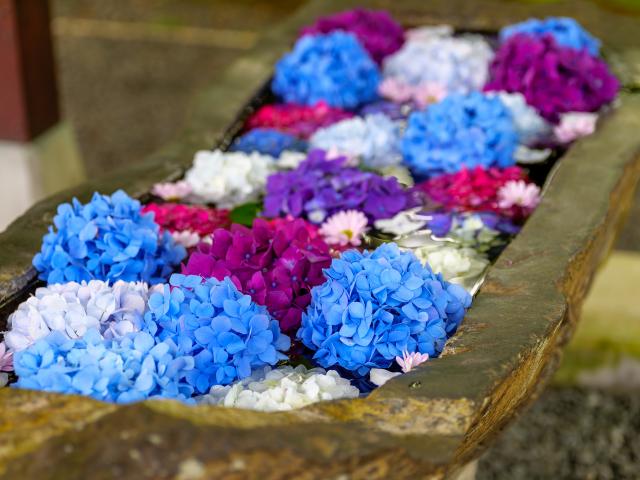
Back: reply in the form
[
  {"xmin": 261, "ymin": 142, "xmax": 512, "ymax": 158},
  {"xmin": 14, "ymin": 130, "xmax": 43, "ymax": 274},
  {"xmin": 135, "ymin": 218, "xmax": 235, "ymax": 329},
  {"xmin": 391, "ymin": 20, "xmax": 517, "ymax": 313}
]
[{"xmin": 1, "ymin": 0, "xmax": 640, "ymax": 478}]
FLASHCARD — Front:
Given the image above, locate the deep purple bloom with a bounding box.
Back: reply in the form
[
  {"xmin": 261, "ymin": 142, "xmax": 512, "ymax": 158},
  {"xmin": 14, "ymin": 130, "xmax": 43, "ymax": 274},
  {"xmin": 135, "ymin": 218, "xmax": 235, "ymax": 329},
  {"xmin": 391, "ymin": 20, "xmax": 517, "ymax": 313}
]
[
  {"xmin": 485, "ymin": 34, "xmax": 619, "ymax": 123},
  {"xmin": 300, "ymin": 8, "xmax": 405, "ymax": 65},
  {"xmin": 263, "ymin": 149, "xmax": 415, "ymax": 225}
]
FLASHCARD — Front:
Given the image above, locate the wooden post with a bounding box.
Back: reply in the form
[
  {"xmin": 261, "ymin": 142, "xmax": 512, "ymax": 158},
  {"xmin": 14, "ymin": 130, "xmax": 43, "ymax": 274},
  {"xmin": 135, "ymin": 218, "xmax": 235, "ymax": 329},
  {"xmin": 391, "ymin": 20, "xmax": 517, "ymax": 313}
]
[{"xmin": 0, "ymin": 0, "xmax": 59, "ymax": 142}]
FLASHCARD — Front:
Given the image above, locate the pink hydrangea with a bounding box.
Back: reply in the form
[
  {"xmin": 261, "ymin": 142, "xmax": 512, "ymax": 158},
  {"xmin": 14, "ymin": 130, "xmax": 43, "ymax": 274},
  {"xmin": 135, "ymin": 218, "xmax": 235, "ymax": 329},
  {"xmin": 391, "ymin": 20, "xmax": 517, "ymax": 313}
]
[
  {"xmin": 142, "ymin": 203, "xmax": 231, "ymax": 237},
  {"xmin": 319, "ymin": 210, "xmax": 368, "ymax": 247}
]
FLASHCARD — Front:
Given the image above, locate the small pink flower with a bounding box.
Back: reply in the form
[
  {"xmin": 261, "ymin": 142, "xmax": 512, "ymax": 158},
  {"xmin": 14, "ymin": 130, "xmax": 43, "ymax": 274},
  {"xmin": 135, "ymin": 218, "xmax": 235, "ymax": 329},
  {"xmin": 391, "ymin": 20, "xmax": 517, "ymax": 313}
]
[
  {"xmin": 170, "ymin": 230, "xmax": 203, "ymax": 249},
  {"xmin": 151, "ymin": 181, "xmax": 192, "ymax": 201},
  {"xmin": 497, "ymin": 180, "xmax": 541, "ymax": 210},
  {"xmin": 413, "ymin": 82, "xmax": 448, "ymax": 108},
  {"xmin": 553, "ymin": 112, "xmax": 598, "ymax": 144},
  {"xmin": 378, "ymin": 77, "xmax": 415, "ymax": 103},
  {"xmin": 0, "ymin": 342, "xmax": 13, "ymax": 372},
  {"xmin": 319, "ymin": 210, "xmax": 368, "ymax": 247},
  {"xmin": 395, "ymin": 350, "xmax": 429, "ymax": 373}
]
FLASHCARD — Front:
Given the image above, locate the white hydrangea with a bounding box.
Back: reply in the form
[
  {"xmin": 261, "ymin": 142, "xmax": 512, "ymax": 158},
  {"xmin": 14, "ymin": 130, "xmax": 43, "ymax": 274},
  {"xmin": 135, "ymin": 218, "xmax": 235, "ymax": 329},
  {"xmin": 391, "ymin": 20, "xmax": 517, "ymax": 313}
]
[
  {"xmin": 491, "ymin": 91, "xmax": 552, "ymax": 146},
  {"xmin": 310, "ymin": 114, "xmax": 402, "ymax": 169},
  {"xmin": 374, "ymin": 207, "xmax": 432, "ymax": 237},
  {"xmin": 4, "ymin": 280, "xmax": 158, "ymax": 352},
  {"xmin": 413, "ymin": 244, "xmax": 489, "ymax": 292},
  {"xmin": 185, "ymin": 149, "xmax": 273, "ymax": 208},
  {"xmin": 275, "ymin": 150, "xmax": 307, "ymax": 170},
  {"xmin": 197, "ymin": 365, "xmax": 359, "ymax": 412},
  {"xmin": 383, "ymin": 32, "xmax": 493, "ymax": 94}
]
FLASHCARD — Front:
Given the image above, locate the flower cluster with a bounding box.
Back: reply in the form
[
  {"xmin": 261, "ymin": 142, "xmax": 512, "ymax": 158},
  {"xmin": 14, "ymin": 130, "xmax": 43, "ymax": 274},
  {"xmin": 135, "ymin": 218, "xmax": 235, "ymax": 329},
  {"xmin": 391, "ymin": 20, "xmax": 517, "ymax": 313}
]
[
  {"xmin": 142, "ymin": 203, "xmax": 230, "ymax": 237},
  {"xmin": 300, "ymin": 8, "xmax": 404, "ymax": 65},
  {"xmin": 144, "ymin": 274, "xmax": 290, "ymax": 393},
  {"xmin": 485, "ymin": 34, "xmax": 618, "ymax": 123},
  {"xmin": 382, "ymin": 32, "xmax": 493, "ymax": 95},
  {"xmin": 497, "ymin": 180, "xmax": 541, "ymax": 216},
  {"xmin": 5, "ymin": 280, "xmax": 156, "ymax": 353},
  {"xmin": 198, "ymin": 365, "xmax": 359, "ymax": 411},
  {"xmin": 151, "ymin": 181, "xmax": 192, "ymax": 201},
  {"xmin": 184, "ymin": 150, "xmax": 272, "ymax": 208},
  {"xmin": 500, "ymin": 17, "xmax": 600, "ymax": 56},
  {"xmin": 33, "ymin": 190, "xmax": 185, "ymax": 285},
  {"xmin": 298, "ymin": 243, "xmax": 472, "ymax": 375},
  {"xmin": 183, "ymin": 218, "xmax": 332, "ymax": 333},
  {"xmin": 490, "ymin": 92, "xmax": 552, "ymax": 146},
  {"xmin": 13, "ymin": 329, "xmax": 195, "ymax": 403},
  {"xmin": 412, "ymin": 244, "xmax": 489, "ymax": 292},
  {"xmin": 230, "ymin": 128, "xmax": 308, "ymax": 157},
  {"xmin": 378, "ymin": 77, "xmax": 447, "ymax": 108},
  {"xmin": 402, "ymin": 93, "xmax": 519, "ymax": 179},
  {"xmin": 263, "ymin": 150, "xmax": 415, "ymax": 224},
  {"xmin": 310, "ymin": 114, "xmax": 401, "ymax": 169},
  {"xmin": 554, "ymin": 112, "xmax": 598, "ymax": 144},
  {"xmin": 272, "ymin": 31, "xmax": 380, "ymax": 109}
]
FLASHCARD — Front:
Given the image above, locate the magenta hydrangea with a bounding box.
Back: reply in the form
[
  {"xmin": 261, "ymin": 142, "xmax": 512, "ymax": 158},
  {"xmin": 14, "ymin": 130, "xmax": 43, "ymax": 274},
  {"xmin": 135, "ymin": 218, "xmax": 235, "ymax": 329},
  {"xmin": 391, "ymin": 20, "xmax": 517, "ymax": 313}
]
[
  {"xmin": 182, "ymin": 218, "xmax": 332, "ymax": 334},
  {"xmin": 484, "ymin": 33, "xmax": 619, "ymax": 123},
  {"xmin": 300, "ymin": 8, "xmax": 404, "ymax": 65}
]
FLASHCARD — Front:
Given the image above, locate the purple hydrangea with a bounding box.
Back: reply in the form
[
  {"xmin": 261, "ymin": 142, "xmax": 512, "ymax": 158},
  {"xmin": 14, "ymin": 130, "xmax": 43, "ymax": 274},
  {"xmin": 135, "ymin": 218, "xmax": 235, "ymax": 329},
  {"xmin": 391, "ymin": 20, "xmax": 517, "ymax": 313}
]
[
  {"xmin": 230, "ymin": 128, "xmax": 308, "ymax": 157},
  {"xmin": 485, "ymin": 34, "xmax": 619, "ymax": 123},
  {"xmin": 263, "ymin": 149, "xmax": 416, "ymax": 224}
]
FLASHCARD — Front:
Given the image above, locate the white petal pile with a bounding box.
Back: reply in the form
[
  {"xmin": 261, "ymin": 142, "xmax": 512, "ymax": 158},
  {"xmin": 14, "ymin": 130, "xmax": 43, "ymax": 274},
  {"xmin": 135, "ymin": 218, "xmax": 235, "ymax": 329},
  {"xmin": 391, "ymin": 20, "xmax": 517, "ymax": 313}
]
[
  {"xmin": 491, "ymin": 92, "xmax": 552, "ymax": 146},
  {"xmin": 414, "ymin": 244, "xmax": 489, "ymax": 292},
  {"xmin": 197, "ymin": 365, "xmax": 360, "ymax": 411}
]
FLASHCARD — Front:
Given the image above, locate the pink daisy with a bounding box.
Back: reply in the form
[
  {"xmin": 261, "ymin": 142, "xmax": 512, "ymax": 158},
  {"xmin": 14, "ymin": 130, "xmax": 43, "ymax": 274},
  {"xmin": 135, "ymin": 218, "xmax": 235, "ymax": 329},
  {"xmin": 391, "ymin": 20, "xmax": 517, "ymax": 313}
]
[
  {"xmin": 319, "ymin": 210, "xmax": 368, "ymax": 247},
  {"xmin": 395, "ymin": 350, "xmax": 429, "ymax": 373},
  {"xmin": 497, "ymin": 180, "xmax": 541, "ymax": 211}
]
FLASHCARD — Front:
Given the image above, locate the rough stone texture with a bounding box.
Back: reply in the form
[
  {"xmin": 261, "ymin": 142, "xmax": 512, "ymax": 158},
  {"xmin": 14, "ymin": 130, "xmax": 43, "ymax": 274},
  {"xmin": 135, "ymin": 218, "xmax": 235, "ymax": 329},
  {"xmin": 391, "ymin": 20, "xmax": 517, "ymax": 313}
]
[{"xmin": 1, "ymin": 1, "xmax": 640, "ymax": 478}]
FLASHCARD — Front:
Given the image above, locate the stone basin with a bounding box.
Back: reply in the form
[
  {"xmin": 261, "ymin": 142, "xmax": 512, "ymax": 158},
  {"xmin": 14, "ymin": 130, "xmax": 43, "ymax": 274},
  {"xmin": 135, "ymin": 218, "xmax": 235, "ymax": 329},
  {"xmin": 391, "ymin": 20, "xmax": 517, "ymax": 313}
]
[{"xmin": 1, "ymin": 1, "xmax": 640, "ymax": 478}]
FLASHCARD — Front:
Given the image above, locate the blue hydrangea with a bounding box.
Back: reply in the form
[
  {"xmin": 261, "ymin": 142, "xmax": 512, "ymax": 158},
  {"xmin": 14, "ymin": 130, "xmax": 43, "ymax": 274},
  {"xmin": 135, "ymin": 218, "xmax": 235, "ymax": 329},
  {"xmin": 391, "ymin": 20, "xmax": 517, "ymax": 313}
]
[
  {"xmin": 500, "ymin": 17, "xmax": 600, "ymax": 56},
  {"xmin": 297, "ymin": 243, "xmax": 472, "ymax": 375},
  {"xmin": 33, "ymin": 190, "xmax": 186, "ymax": 285},
  {"xmin": 143, "ymin": 274, "xmax": 291, "ymax": 393},
  {"xmin": 13, "ymin": 328, "xmax": 195, "ymax": 403},
  {"xmin": 310, "ymin": 114, "xmax": 402, "ymax": 169},
  {"xmin": 230, "ymin": 128, "xmax": 308, "ymax": 157},
  {"xmin": 272, "ymin": 31, "xmax": 380, "ymax": 109},
  {"xmin": 401, "ymin": 93, "xmax": 519, "ymax": 179}
]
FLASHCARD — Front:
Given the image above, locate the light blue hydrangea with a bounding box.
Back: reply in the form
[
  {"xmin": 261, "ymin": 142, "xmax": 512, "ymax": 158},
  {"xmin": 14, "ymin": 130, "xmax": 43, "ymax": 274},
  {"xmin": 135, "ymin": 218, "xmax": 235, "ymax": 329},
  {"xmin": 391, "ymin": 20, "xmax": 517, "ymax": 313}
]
[
  {"xmin": 401, "ymin": 93, "xmax": 519, "ymax": 179},
  {"xmin": 33, "ymin": 190, "xmax": 186, "ymax": 285},
  {"xmin": 490, "ymin": 92, "xmax": 552, "ymax": 146},
  {"xmin": 297, "ymin": 243, "xmax": 472, "ymax": 376},
  {"xmin": 230, "ymin": 128, "xmax": 308, "ymax": 158},
  {"xmin": 13, "ymin": 328, "xmax": 195, "ymax": 403},
  {"xmin": 272, "ymin": 31, "xmax": 380, "ymax": 109},
  {"xmin": 500, "ymin": 17, "xmax": 600, "ymax": 56},
  {"xmin": 310, "ymin": 114, "xmax": 402, "ymax": 169},
  {"xmin": 143, "ymin": 274, "xmax": 291, "ymax": 394}
]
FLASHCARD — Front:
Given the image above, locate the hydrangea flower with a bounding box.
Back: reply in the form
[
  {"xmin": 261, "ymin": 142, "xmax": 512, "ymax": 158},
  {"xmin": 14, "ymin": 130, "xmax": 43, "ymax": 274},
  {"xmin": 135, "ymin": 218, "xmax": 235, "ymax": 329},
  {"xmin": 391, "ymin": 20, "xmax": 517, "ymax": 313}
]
[
  {"xmin": 300, "ymin": 8, "xmax": 404, "ymax": 65},
  {"xmin": 319, "ymin": 210, "xmax": 368, "ymax": 248},
  {"xmin": 310, "ymin": 114, "xmax": 401, "ymax": 168},
  {"xmin": 151, "ymin": 181, "xmax": 192, "ymax": 201},
  {"xmin": 402, "ymin": 93, "xmax": 519, "ymax": 178},
  {"xmin": 272, "ymin": 31, "xmax": 381, "ymax": 109},
  {"xmin": 144, "ymin": 274, "xmax": 290, "ymax": 393},
  {"xmin": 4, "ymin": 280, "xmax": 157, "ymax": 353},
  {"xmin": 13, "ymin": 328, "xmax": 195, "ymax": 403},
  {"xmin": 197, "ymin": 365, "xmax": 359, "ymax": 411},
  {"xmin": 374, "ymin": 208, "xmax": 435, "ymax": 237},
  {"xmin": 184, "ymin": 149, "xmax": 273, "ymax": 208},
  {"xmin": 263, "ymin": 149, "xmax": 415, "ymax": 225},
  {"xmin": 183, "ymin": 218, "xmax": 332, "ymax": 333},
  {"xmin": 497, "ymin": 180, "xmax": 541, "ymax": 216},
  {"xmin": 244, "ymin": 102, "xmax": 353, "ymax": 139},
  {"xmin": 485, "ymin": 34, "xmax": 619, "ymax": 123},
  {"xmin": 358, "ymin": 100, "xmax": 408, "ymax": 121},
  {"xmin": 500, "ymin": 17, "xmax": 601, "ymax": 56},
  {"xmin": 382, "ymin": 32, "xmax": 493, "ymax": 94},
  {"xmin": 230, "ymin": 128, "xmax": 308, "ymax": 157},
  {"xmin": 490, "ymin": 92, "xmax": 552, "ymax": 146},
  {"xmin": 553, "ymin": 112, "xmax": 598, "ymax": 144},
  {"xmin": 33, "ymin": 190, "xmax": 186, "ymax": 285},
  {"xmin": 141, "ymin": 203, "xmax": 231, "ymax": 238},
  {"xmin": 298, "ymin": 243, "xmax": 472, "ymax": 375},
  {"xmin": 378, "ymin": 78, "xmax": 447, "ymax": 108}
]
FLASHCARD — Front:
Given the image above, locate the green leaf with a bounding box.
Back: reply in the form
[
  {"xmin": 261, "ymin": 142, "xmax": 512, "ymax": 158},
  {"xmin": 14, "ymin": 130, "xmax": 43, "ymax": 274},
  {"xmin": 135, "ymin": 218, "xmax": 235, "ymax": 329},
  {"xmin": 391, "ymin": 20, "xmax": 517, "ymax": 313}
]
[{"xmin": 229, "ymin": 202, "xmax": 262, "ymax": 226}]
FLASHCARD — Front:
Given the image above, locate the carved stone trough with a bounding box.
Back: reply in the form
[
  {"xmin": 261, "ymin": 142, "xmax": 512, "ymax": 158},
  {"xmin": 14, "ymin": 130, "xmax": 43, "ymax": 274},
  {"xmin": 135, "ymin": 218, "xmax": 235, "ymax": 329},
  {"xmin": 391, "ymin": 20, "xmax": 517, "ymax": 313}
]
[{"xmin": 1, "ymin": 1, "xmax": 639, "ymax": 478}]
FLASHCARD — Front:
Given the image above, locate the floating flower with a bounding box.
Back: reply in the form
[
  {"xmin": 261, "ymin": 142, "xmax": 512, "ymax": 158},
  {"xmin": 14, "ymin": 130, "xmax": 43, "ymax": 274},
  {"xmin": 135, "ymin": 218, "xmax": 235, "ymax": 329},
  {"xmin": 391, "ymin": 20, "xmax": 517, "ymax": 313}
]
[
  {"xmin": 230, "ymin": 128, "xmax": 308, "ymax": 157},
  {"xmin": 4, "ymin": 280, "xmax": 156, "ymax": 353},
  {"xmin": 244, "ymin": 102, "xmax": 353, "ymax": 139},
  {"xmin": 369, "ymin": 368, "xmax": 401, "ymax": 386},
  {"xmin": 374, "ymin": 208, "xmax": 433, "ymax": 237},
  {"xmin": 485, "ymin": 34, "xmax": 618, "ymax": 123},
  {"xmin": 396, "ymin": 350, "xmax": 429, "ymax": 373},
  {"xmin": 402, "ymin": 93, "xmax": 519, "ymax": 179},
  {"xmin": 33, "ymin": 190, "xmax": 186, "ymax": 285},
  {"xmin": 319, "ymin": 210, "xmax": 368, "ymax": 247},
  {"xmin": 141, "ymin": 203, "xmax": 231, "ymax": 237},
  {"xmin": 272, "ymin": 31, "xmax": 380, "ymax": 109},
  {"xmin": 275, "ymin": 150, "xmax": 307, "ymax": 170},
  {"xmin": 497, "ymin": 180, "xmax": 541, "ymax": 217},
  {"xmin": 298, "ymin": 243, "xmax": 472, "ymax": 375},
  {"xmin": 263, "ymin": 150, "xmax": 415, "ymax": 225},
  {"xmin": 310, "ymin": 114, "xmax": 401, "ymax": 169},
  {"xmin": 553, "ymin": 112, "xmax": 598, "ymax": 144},
  {"xmin": 13, "ymin": 328, "xmax": 195, "ymax": 403},
  {"xmin": 300, "ymin": 8, "xmax": 404, "ymax": 65},
  {"xmin": 515, "ymin": 146, "xmax": 553, "ymax": 164},
  {"xmin": 0, "ymin": 342, "xmax": 13, "ymax": 372},
  {"xmin": 183, "ymin": 218, "xmax": 332, "ymax": 333},
  {"xmin": 490, "ymin": 92, "xmax": 552, "ymax": 146},
  {"xmin": 500, "ymin": 17, "xmax": 600, "ymax": 56},
  {"xmin": 383, "ymin": 32, "xmax": 493, "ymax": 94},
  {"xmin": 378, "ymin": 78, "xmax": 447, "ymax": 108},
  {"xmin": 184, "ymin": 150, "xmax": 272, "ymax": 208},
  {"xmin": 143, "ymin": 274, "xmax": 290, "ymax": 393},
  {"xmin": 151, "ymin": 181, "xmax": 192, "ymax": 201},
  {"xmin": 198, "ymin": 365, "xmax": 359, "ymax": 411}
]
